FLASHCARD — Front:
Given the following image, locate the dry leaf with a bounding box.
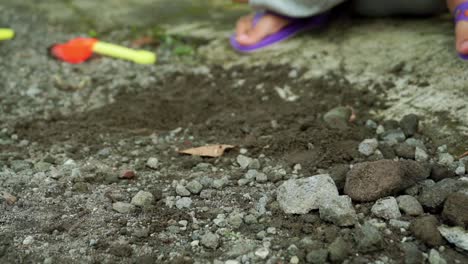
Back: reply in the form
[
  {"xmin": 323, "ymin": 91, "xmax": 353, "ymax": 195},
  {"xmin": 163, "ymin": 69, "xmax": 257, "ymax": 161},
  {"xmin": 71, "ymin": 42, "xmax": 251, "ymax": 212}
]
[
  {"xmin": 131, "ymin": 36, "xmax": 156, "ymax": 48},
  {"xmin": 179, "ymin": 144, "xmax": 235, "ymax": 158}
]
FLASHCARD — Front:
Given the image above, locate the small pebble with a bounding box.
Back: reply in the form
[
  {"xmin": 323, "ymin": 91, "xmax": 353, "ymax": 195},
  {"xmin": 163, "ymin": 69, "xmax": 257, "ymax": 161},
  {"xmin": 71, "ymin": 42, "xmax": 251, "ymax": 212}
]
[{"xmin": 146, "ymin": 157, "xmax": 159, "ymax": 169}]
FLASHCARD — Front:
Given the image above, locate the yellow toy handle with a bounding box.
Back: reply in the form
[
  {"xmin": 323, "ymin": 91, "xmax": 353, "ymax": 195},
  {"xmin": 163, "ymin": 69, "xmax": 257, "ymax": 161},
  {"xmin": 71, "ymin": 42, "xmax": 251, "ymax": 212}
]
[
  {"xmin": 93, "ymin": 42, "xmax": 156, "ymax": 65},
  {"xmin": 0, "ymin": 28, "xmax": 15, "ymax": 41}
]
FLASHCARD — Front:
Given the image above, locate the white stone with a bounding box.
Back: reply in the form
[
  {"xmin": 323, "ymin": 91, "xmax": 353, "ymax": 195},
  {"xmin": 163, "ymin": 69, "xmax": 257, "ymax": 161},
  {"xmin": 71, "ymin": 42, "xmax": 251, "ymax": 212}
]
[
  {"xmin": 438, "ymin": 226, "xmax": 468, "ymax": 251},
  {"xmin": 358, "ymin": 138, "xmax": 379, "ymax": 156},
  {"xmin": 146, "ymin": 157, "xmax": 159, "ymax": 169},
  {"xmin": 415, "ymin": 147, "xmax": 429, "ymax": 162},
  {"xmin": 131, "ymin": 191, "xmax": 154, "ymax": 207},
  {"xmin": 429, "ymin": 249, "xmax": 447, "ymax": 264},
  {"xmin": 255, "ymin": 247, "xmax": 270, "ymax": 259},
  {"xmin": 277, "ymin": 174, "xmax": 339, "ymax": 214},
  {"xmin": 237, "ymin": 155, "xmax": 252, "ymax": 169},
  {"xmin": 23, "ymin": 236, "xmax": 34, "ymax": 245},
  {"xmin": 371, "ymin": 197, "xmax": 402, "ymax": 220},
  {"xmin": 176, "ymin": 197, "xmax": 192, "ymax": 209},
  {"xmin": 455, "ymin": 162, "xmax": 466, "ymax": 176}
]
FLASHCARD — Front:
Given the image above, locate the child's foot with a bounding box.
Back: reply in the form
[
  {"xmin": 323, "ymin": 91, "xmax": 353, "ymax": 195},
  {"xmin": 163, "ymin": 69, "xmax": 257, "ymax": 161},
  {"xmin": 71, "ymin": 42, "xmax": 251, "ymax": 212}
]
[
  {"xmin": 449, "ymin": 0, "xmax": 468, "ymax": 56},
  {"xmin": 235, "ymin": 13, "xmax": 291, "ymax": 46}
]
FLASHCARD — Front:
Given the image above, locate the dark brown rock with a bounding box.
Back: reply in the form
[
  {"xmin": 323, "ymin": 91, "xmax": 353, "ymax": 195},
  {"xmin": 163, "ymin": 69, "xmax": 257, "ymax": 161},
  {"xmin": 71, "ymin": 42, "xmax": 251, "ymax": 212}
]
[
  {"xmin": 409, "ymin": 215, "xmax": 443, "ymax": 247},
  {"xmin": 442, "ymin": 191, "xmax": 468, "ymax": 228},
  {"xmin": 344, "ymin": 160, "xmax": 430, "ymax": 202},
  {"xmin": 430, "ymin": 164, "xmax": 456, "ymax": 182}
]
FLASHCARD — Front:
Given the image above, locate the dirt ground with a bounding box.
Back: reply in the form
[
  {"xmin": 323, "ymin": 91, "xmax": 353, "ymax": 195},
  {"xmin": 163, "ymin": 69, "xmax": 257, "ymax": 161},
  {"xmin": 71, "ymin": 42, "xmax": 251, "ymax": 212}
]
[{"xmin": 1, "ymin": 1, "xmax": 468, "ymax": 264}]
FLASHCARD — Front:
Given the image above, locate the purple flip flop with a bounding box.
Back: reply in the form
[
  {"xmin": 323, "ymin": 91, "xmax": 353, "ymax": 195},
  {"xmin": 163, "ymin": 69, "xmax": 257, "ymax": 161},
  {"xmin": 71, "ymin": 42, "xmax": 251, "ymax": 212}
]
[
  {"xmin": 454, "ymin": 2, "xmax": 468, "ymax": 60},
  {"xmin": 230, "ymin": 12, "xmax": 329, "ymax": 53}
]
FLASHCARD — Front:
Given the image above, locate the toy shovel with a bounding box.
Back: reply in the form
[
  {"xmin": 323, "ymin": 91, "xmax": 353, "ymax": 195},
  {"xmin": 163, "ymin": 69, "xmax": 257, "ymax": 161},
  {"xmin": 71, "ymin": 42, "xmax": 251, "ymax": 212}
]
[
  {"xmin": 0, "ymin": 28, "xmax": 15, "ymax": 41},
  {"xmin": 51, "ymin": 37, "xmax": 156, "ymax": 64}
]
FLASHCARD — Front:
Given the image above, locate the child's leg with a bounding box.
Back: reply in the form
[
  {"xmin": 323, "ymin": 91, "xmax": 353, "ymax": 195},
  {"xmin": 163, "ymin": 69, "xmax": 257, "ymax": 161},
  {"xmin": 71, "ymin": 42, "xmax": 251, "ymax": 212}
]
[{"xmin": 353, "ymin": 0, "xmax": 446, "ymax": 16}]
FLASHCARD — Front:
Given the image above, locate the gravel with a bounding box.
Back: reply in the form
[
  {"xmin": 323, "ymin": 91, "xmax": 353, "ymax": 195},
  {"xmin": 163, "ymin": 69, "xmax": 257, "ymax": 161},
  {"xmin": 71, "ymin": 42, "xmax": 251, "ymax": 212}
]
[
  {"xmin": 277, "ymin": 174, "xmax": 339, "ymax": 214},
  {"xmin": 200, "ymin": 232, "xmax": 219, "ymax": 249},
  {"xmin": 112, "ymin": 202, "xmax": 136, "ymax": 214},
  {"xmin": 319, "ymin": 195, "xmax": 357, "ymax": 226},
  {"xmin": 175, "ymin": 184, "xmax": 191, "ymax": 196},
  {"xmin": 186, "ymin": 180, "xmax": 203, "ymax": 194},
  {"xmin": 175, "ymin": 197, "xmax": 192, "ymax": 209},
  {"xmin": 146, "ymin": 157, "xmax": 160, "ymax": 169}
]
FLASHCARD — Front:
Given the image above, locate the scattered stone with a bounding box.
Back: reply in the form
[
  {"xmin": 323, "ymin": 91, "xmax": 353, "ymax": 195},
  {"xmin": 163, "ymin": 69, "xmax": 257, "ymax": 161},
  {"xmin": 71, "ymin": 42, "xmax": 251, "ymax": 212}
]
[
  {"xmin": 415, "ymin": 147, "xmax": 429, "ymax": 162},
  {"xmin": 442, "ymin": 191, "xmax": 468, "ymax": 228},
  {"xmin": 410, "ymin": 215, "xmax": 443, "ymax": 247},
  {"xmin": 22, "ymin": 236, "xmax": 34, "ymax": 245},
  {"xmin": 9, "ymin": 160, "xmax": 32, "ymax": 172},
  {"xmin": 306, "ymin": 249, "xmax": 328, "ymax": 264},
  {"xmin": 255, "ymin": 172, "xmax": 268, "ymax": 183},
  {"xmin": 237, "ymin": 155, "xmax": 252, "ymax": 170},
  {"xmin": 328, "ymin": 237, "xmax": 350, "ymax": 262},
  {"xmin": 400, "ymin": 242, "xmax": 424, "ymax": 264},
  {"xmin": 146, "ymin": 157, "xmax": 159, "ymax": 169},
  {"xmin": 119, "ymin": 170, "xmax": 136, "ymax": 180},
  {"xmin": 438, "ymin": 225, "xmax": 468, "ymax": 251},
  {"xmin": 290, "ymin": 256, "xmax": 300, "ymax": 264},
  {"xmin": 212, "ymin": 178, "xmax": 227, "ymax": 189},
  {"xmin": 248, "ymin": 159, "xmax": 261, "ymax": 170},
  {"xmin": 371, "ymin": 197, "xmax": 401, "ymax": 220},
  {"xmin": 175, "ymin": 197, "xmax": 192, "ymax": 209},
  {"xmin": 394, "ymin": 143, "xmax": 416, "ymax": 159},
  {"xmin": 428, "ymin": 249, "xmax": 447, "ymax": 264},
  {"xmin": 400, "ymin": 114, "xmax": 419, "ymax": 137},
  {"xmin": 200, "ymin": 232, "xmax": 219, "ymax": 249},
  {"xmin": 176, "ymin": 185, "xmax": 191, "ymax": 197},
  {"xmin": 226, "ymin": 240, "xmax": 256, "ymax": 257},
  {"xmin": 131, "ymin": 191, "xmax": 154, "ymax": 208},
  {"xmin": 344, "ymin": 160, "xmax": 430, "ymax": 202},
  {"xmin": 244, "ymin": 214, "xmax": 258, "ymax": 225},
  {"xmin": 455, "ymin": 162, "xmax": 466, "ymax": 176},
  {"xmin": 323, "ymin": 106, "xmax": 351, "ymax": 129},
  {"xmin": 358, "ymin": 139, "xmax": 379, "ymax": 156},
  {"xmin": 72, "ymin": 182, "xmax": 89, "ymax": 193},
  {"xmin": 438, "ymin": 153, "xmax": 454, "ymax": 167},
  {"xmin": 397, "ymin": 195, "xmax": 424, "ymax": 216},
  {"xmin": 228, "ymin": 213, "xmax": 243, "ymax": 229},
  {"xmin": 418, "ymin": 178, "xmax": 468, "ymax": 210},
  {"xmin": 389, "ymin": 219, "xmax": 410, "ymax": 229},
  {"xmin": 430, "ymin": 165, "xmax": 456, "ymax": 182},
  {"xmin": 381, "ymin": 129, "xmax": 406, "ymax": 144},
  {"xmin": 355, "ymin": 222, "xmax": 383, "ymax": 253},
  {"xmin": 255, "ymin": 248, "xmax": 269, "ymax": 259},
  {"xmin": 112, "ymin": 202, "xmax": 136, "ymax": 214},
  {"xmin": 109, "ymin": 242, "xmax": 133, "ymax": 257},
  {"xmin": 277, "ymin": 174, "xmax": 339, "ymax": 214},
  {"xmin": 319, "ymin": 195, "xmax": 357, "ymax": 226},
  {"xmin": 186, "ymin": 180, "xmax": 203, "ymax": 194}
]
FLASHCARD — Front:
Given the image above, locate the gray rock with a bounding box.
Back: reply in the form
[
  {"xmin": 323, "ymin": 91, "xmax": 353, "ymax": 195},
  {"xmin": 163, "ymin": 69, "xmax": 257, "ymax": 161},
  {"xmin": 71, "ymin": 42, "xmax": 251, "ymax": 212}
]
[
  {"xmin": 394, "ymin": 143, "xmax": 416, "ymax": 159},
  {"xmin": 255, "ymin": 172, "xmax": 268, "ymax": 183},
  {"xmin": 428, "ymin": 249, "xmax": 447, "ymax": 264},
  {"xmin": 418, "ymin": 178, "xmax": 468, "ymax": 210},
  {"xmin": 176, "ymin": 185, "xmax": 191, "ymax": 197},
  {"xmin": 381, "ymin": 129, "xmax": 406, "ymax": 144},
  {"xmin": 109, "ymin": 242, "xmax": 133, "ymax": 257},
  {"xmin": 355, "ymin": 222, "xmax": 383, "ymax": 253},
  {"xmin": 248, "ymin": 159, "xmax": 261, "ymax": 170},
  {"xmin": 226, "ymin": 240, "xmax": 256, "ymax": 257},
  {"xmin": 389, "ymin": 219, "xmax": 410, "ymax": 229},
  {"xmin": 415, "ymin": 147, "xmax": 429, "ymax": 162},
  {"xmin": 306, "ymin": 249, "xmax": 328, "ymax": 264},
  {"xmin": 277, "ymin": 174, "xmax": 339, "ymax": 214},
  {"xmin": 438, "ymin": 225, "xmax": 468, "ymax": 251},
  {"xmin": 212, "ymin": 178, "xmax": 227, "ymax": 189},
  {"xmin": 237, "ymin": 155, "xmax": 252, "ymax": 170},
  {"xmin": 175, "ymin": 197, "xmax": 192, "ymax": 209},
  {"xmin": 131, "ymin": 191, "xmax": 154, "ymax": 208},
  {"xmin": 345, "ymin": 160, "xmax": 430, "ymax": 202},
  {"xmin": 430, "ymin": 165, "xmax": 456, "ymax": 182},
  {"xmin": 201, "ymin": 232, "xmax": 219, "ymax": 249},
  {"xmin": 400, "ymin": 114, "xmax": 419, "ymax": 137},
  {"xmin": 228, "ymin": 213, "xmax": 243, "ymax": 229},
  {"xmin": 319, "ymin": 195, "xmax": 357, "ymax": 226},
  {"xmin": 438, "ymin": 153, "xmax": 454, "ymax": 167},
  {"xmin": 442, "ymin": 191, "xmax": 468, "ymax": 229},
  {"xmin": 244, "ymin": 214, "xmax": 258, "ymax": 224},
  {"xmin": 455, "ymin": 162, "xmax": 466, "ymax": 176},
  {"xmin": 146, "ymin": 157, "xmax": 159, "ymax": 169},
  {"xmin": 10, "ymin": 160, "xmax": 32, "ymax": 172},
  {"xmin": 112, "ymin": 202, "xmax": 136, "ymax": 214},
  {"xmin": 328, "ymin": 237, "xmax": 350, "ymax": 262},
  {"xmin": 400, "ymin": 242, "xmax": 424, "ymax": 264},
  {"xmin": 186, "ymin": 180, "xmax": 203, "ymax": 194},
  {"xmin": 323, "ymin": 106, "xmax": 351, "ymax": 130},
  {"xmin": 397, "ymin": 195, "xmax": 424, "ymax": 216},
  {"xmin": 371, "ymin": 197, "xmax": 401, "ymax": 220},
  {"xmin": 358, "ymin": 139, "xmax": 379, "ymax": 156},
  {"xmin": 255, "ymin": 247, "xmax": 269, "ymax": 259},
  {"xmin": 410, "ymin": 215, "xmax": 443, "ymax": 247}
]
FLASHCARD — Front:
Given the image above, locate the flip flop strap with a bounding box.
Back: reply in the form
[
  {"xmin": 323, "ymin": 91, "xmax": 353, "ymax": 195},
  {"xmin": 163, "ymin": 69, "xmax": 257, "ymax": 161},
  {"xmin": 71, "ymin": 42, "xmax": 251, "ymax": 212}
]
[{"xmin": 454, "ymin": 2, "xmax": 468, "ymax": 23}]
